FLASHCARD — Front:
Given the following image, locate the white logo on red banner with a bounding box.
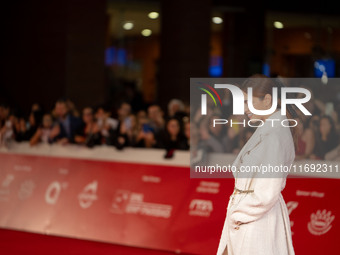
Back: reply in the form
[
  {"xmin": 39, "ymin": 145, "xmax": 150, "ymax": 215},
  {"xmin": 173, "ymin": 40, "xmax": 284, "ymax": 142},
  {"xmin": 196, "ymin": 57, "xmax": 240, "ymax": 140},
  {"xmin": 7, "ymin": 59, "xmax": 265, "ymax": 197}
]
[
  {"xmin": 196, "ymin": 181, "xmax": 220, "ymax": 194},
  {"xmin": 111, "ymin": 190, "xmax": 172, "ymax": 218},
  {"xmin": 45, "ymin": 181, "xmax": 68, "ymax": 205},
  {"xmin": 286, "ymin": 201, "xmax": 299, "ymax": 215},
  {"xmin": 286, "ymin": 201, "xmax": 299, "ymax": 233},
  {"xmin": 0, "ymin": 174, "xmax": 15, "ymax": 202},
  {"xmin": 13, "ymin": 165, "xmax": 32, "ymax": 172},
  {"xmin": 18, "ymin": 180, "xmax": 35, "ymax": 200},
  {"xmin": 58, "ymin": 168, "xmax": 69, "ymax": 175},
  {"xmin": 189, "ymin": 199, "xmax": 213, "ymax": 217},
  {"xmin": 296, "ymin": 190, "xmax": 324, "ymax": 198},
  {"xmin": 142, "ymin": 175, "xmax": 161, "ymax": 183},
  {"xmin": 308, "ymin": 209, "xmax": 335, "ymax": 235},
  {"xmin": 2, "ymin": 174, "xmax": 15, "ymax": 188},
  {"xmin": 78, "ymin": 180, "xmax": 98, "ymax": 209}
]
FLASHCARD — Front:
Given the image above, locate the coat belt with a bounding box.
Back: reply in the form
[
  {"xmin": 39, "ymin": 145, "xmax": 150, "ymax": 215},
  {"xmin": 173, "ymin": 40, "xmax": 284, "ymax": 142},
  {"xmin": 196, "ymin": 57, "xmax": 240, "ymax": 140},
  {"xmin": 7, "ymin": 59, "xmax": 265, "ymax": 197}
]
[{"xmin": 233, "ymin": 187, "xmax": 254, "ymax": 194}]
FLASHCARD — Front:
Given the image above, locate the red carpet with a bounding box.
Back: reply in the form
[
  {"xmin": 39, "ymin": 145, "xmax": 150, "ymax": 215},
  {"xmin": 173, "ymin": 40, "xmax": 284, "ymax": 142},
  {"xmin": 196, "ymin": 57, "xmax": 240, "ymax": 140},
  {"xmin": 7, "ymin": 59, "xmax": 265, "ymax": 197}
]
[{"xmin": 0, "ymin": 228, "xmax": 192, "ymax": 255}]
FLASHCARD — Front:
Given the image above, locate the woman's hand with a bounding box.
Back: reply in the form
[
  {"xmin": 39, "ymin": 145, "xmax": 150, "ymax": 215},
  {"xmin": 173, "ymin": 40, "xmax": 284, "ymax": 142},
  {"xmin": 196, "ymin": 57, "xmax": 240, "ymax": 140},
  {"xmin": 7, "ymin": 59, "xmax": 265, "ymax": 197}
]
[
  {"xmin": 74, "ymin": 135, "xmax": 85, "ymax": 144},
  {"xmin": 49, "ymin": 125, "xmax": 60, "ymax": 139}
]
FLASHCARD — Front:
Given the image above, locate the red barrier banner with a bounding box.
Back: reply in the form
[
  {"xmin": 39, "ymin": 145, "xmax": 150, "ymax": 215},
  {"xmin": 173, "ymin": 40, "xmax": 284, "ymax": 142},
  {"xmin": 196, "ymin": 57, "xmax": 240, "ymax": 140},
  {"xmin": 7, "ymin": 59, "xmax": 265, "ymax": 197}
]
[{"xmin": 0, "ymin": 152, "xmax": 339, "ymax": 254}]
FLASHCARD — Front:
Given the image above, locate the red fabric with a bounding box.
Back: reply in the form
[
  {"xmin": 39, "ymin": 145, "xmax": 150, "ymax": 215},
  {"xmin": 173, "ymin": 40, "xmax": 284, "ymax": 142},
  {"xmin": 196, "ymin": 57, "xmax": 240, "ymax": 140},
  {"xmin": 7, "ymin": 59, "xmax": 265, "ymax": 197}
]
[
  {"xmin": 0, "ymin": 153, "xmax": 339, "ymax": 254},
  {"xmin": 0, "ymin": 228, "xmax": 186, "ymax": 255}
]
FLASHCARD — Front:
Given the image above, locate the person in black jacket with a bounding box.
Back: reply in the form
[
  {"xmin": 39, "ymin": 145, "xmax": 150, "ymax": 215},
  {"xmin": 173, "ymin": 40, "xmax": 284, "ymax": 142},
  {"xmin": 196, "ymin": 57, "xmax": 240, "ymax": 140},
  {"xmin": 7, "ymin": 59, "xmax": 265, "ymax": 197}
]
[
  {"xmin": 74, "ymin": 107, "xmax": 101, "ymax": 148},
  {"xmin": 53, "ymin": 98, "xmax": 83, "ymax": 144}
]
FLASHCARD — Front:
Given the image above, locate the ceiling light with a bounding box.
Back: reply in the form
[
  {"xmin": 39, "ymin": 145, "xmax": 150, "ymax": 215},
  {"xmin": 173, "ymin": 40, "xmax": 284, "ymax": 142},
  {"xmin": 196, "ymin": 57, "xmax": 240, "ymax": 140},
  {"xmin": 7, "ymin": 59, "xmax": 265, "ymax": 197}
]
[
  {"xmin": 123, "ymin": 22, "xmax": 134, "ymax": 30},
  {"xmin": 148, "ymin": 12, "xmax": 159, "ymax": 19},
  {"xmin": 321, "ymin": 72, "xmax": 328, "ymax": 84},
  {"xmin": 141, "ymin": 29, "xmax": 152, "ymax": 37},
  {"xmin": 212, "ymin": 17, "xmax": 223, "ymax": 24},
  {"xmin": 273, "ymin": 21, "xmax": 284, "ymax": 29}
]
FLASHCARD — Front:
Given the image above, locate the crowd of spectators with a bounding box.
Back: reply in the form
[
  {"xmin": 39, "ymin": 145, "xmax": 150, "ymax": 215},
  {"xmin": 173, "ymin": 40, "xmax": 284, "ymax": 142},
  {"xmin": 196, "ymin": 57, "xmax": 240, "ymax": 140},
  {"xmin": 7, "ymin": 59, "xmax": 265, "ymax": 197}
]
[
  {"xmin": 0, "ymin": 98, "xmax": 191, "ymax": 153},
  {"xmin": 1, "ymin": 88, "xmax": 340, "ymax": 161}
]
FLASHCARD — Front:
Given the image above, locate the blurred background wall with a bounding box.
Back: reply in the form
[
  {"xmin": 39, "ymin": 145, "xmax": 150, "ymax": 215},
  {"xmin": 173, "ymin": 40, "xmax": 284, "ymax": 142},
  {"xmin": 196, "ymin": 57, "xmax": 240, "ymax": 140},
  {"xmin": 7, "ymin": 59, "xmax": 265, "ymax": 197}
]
[{"xmin": 1, "ymin": 0, "xmax": 340, "ymax": 115}]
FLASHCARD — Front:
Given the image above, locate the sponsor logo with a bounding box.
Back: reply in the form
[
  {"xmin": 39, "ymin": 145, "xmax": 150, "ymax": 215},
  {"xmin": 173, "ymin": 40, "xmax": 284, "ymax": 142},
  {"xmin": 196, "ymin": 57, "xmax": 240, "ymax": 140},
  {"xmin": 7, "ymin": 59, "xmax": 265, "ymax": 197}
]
[
  {"xmin": 13, "ymin": 165, "xmax": 32, "ymax": 172},
  {"xmin": 45, "ymin": 181, "xmax": 68, "ymax": 205},
  {"xmin": 286, "ymin": 201, "xmax": 299, "ymax": 215},
  {"xmin": 0, "ymin": 174, "xmax": 15, "ymax": 202},
  {"xmin": 296, "ymin": 190, "xmax": 325, "ymax": 198},
  {"xmin": 1, "ymin": 174, "xmax": 14, "ymax": 188},
  {"xmin": 58, "ymin": 168, "xmax": 69, "ymax": 175},
  {"xmin": 141, "ymin": 175, "xmax": 161, "ymax": 183},
  {"xmin": 111, "ymin": 190, "xmax": 130, "ymax": 214},
  {"xmin": 189, "ymin": 199, "xmax": 213, "ymax": 217},
  {"xmin": 18, "ymin": 180, "xmax": 35, "ymax": 200},
  {"xmin": 78, "ymin": 180, "xmax": 98, "ymax": 209},
  {"xmin": 286, "ymin": 201, "xmax": 299, "ymax": 232},
  {"xmin": 308, "ymin": 209, "xmax": 335, "ymax": 235},
  {"xmin": 110, "ymin": 190, "xmax": 172, "ymax": 218},
  {"xmin": 196, "ymin": 181, "xmax": 220, "ymax": 194}
]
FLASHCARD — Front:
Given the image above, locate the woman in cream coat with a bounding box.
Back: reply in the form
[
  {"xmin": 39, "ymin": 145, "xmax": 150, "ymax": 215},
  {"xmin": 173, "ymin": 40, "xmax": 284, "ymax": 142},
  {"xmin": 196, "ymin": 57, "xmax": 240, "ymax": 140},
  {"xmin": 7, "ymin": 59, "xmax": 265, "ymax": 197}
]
[{"xmin": 217, "ymin": 77, "xmax": 296, "ymax": 255}]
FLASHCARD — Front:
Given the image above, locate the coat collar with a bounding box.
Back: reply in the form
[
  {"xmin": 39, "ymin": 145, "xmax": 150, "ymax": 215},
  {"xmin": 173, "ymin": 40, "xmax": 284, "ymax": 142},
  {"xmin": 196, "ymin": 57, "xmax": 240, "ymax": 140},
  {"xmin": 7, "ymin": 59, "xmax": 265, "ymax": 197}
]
[
  {"xmin": 232, "ymin": 110, "xmax": 289, "ymax": 177},
  {"xmin": 257, "ymin": 110, "xmax": 287, "ymax": 136},
  {"xmin": 234, "ymin": 110, "xmax": 288, "ymax": 164}
]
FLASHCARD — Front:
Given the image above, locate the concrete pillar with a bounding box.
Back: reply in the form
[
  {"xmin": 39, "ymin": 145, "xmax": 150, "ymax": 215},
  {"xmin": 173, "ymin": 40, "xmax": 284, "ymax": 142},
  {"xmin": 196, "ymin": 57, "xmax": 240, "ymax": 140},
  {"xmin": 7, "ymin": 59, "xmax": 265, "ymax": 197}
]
[
  {"xmin": 65, "ymin": 0, "xmax": 107, "ymax": 108},
  {"xmin": 158, "ymin": 0, "xmax": 211, "ymax": 110},
  {"xmin": 222, "ymin": 5, "xmax": 265, "ymax": 77}
]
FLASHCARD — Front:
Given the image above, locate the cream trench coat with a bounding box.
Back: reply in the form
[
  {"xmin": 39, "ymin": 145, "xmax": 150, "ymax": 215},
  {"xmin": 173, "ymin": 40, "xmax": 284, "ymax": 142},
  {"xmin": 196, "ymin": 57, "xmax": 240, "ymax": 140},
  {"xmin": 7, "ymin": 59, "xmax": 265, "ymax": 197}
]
[{"xmin": 216, "ymin": 111, "xmax": 295, "ymax": 255}]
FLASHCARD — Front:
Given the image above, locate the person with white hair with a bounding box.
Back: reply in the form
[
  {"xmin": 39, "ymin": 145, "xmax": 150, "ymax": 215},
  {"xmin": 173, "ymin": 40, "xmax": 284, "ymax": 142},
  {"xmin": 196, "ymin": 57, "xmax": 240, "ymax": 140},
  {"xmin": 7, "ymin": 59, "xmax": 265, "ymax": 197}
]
[{"xmin": 167, "ymin": 99, "xmax": 185, "ymax": 118}]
